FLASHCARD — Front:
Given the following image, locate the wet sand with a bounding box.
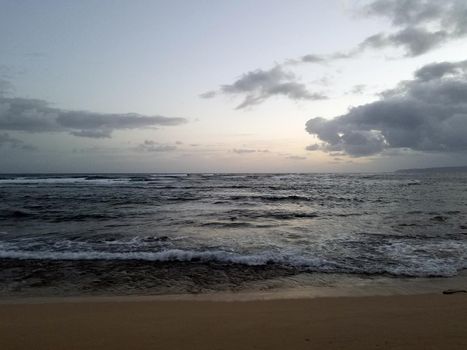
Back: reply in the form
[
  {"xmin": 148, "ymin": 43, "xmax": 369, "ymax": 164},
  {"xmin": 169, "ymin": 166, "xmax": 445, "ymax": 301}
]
[
  {"xmin": 3, "ymin": 258, "xmax": 467, "ymax": 299},
  {"xmin": 1, "ymin": 293, "xmax": 466, "ymax": 350}
]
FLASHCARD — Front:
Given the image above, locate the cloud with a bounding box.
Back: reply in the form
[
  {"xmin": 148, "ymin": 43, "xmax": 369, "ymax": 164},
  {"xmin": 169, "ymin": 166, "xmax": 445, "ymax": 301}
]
[
  {"xmin": 232, "ymin": 148, "xmax": 257, "ymax": 154},
  {"xmin": 286, "ymin": 155, "xmax": 307, "ymax": 160},
  {"xmin": 294, "ymin": 0, "xmax": 467, "ymax": 65},
  {"xmin": 363, "ymin": 0, "xmax": 450, "ymax": 28},
  {"xmin": 359, "ymin": 27, "xmax": 447, "ymax": 57},
  {"xmin": 204, "ymin": 1, "xmax": 466, "ymax": 111},
  {"xmin": 72, "ymin": 146, "xmax": 103, "ymax": 154},
  {"xmin": 358, "ymin": 0, "xmax": 467, "ymax": 57},
  {"xmin": 0, "ymin": 79, "xmax": 14, "ymax": 96},
  {"xmin": 69, "ymin": 129, "xmax": 112, "ymax": 138},
  {"xmin": 347, "ymin": 84, "xmax": 367, "ymax": 95},
  {"xmin": 305, "ymin": 144, "xmax": 321, "ymax": 151},
  {"xmin": 0, "ymin": 132, "xmax": 36, "ymax": 151},
  {"xmin": 295, "ymin": 50, "xmax": 358, "ymax": 65},
  {"xmin": 205, "ymin": 1, "xmax": 466, "ymax": 108},
  {"xmin": 306, "ymin": 59, "xmax": 467, "ymax": 157},
  {"xmin": 414, "ymin": 60, "xmax": 467, "ymax": 81},
  {"xmin": 134, "ymin": 140, "xmax": 177, "ymax": 152},
  {"xmin": 301, "ymin": 54, "xmax": 326, "ymax": 63},
  {"xmin": 201, "ymin": 66, "xmax": 327, "ymax": 109},
  {"xmin": 232, "ymin": 148, "xmax": 269, "ymax": 154},
  {"xmin": 199, "ymin": 91, "xmax": 217, "ymax": 99},
  {"xmin": 0, "ymin": 95, "xmax": 187, "ymax": 138}
]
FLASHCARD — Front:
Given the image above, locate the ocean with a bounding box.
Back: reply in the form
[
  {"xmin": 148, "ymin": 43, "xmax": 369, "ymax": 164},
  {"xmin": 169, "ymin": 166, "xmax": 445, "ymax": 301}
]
[{"xmin": 1, "ymin": 172, "xmax": 466, "ymax": 297}]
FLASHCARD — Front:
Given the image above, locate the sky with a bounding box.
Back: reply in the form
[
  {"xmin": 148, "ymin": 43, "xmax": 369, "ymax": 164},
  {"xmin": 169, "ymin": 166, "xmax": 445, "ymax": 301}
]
[{"xmin": 1, "ymin": 0, "xmax": 467, "ymax": 173}]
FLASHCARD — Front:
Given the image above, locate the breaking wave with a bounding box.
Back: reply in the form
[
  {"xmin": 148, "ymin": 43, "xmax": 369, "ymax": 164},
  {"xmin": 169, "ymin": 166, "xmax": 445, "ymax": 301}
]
[{"xmin": 0, "ymin": 247, "xmax": 464, "ymax": 277}]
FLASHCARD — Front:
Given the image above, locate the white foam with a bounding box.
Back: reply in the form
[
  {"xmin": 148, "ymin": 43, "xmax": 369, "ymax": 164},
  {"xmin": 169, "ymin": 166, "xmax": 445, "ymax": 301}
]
[
  {"xmin": 0, "ymin": 248, "xmax": 278, "ymax": 265},
  {"xmin": 0, "ymin": 247, "xmax": 464, "ymax": 277}
]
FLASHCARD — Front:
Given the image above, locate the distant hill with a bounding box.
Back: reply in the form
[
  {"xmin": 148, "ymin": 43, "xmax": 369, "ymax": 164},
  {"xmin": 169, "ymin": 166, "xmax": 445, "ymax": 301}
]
[{"xmin": 396, "ymin": 166, "xmax": 467, "ymax": 173}]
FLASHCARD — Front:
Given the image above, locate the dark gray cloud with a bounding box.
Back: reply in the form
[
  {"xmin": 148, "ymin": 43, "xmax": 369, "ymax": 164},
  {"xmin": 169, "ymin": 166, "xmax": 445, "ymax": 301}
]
[
  {"xmin": 0, "ymin": 132, "xmax": 36, "ymax": 151},
  {"xmin": 414, "ymin": 60, "xmax": 467, "ymax": 81},
  {"xmin": 205, "ymin": 1, "xmax": 465, "ymax": 107},
  {"xmin": 201, "ymin": 66, "xmax": 327, "ymax": 109},
  {"xmin": 359, "ymin": 0, "xmax": 467, "ymax": 57},
  {"xmin": 305, "ymin": 144, "xmax": 320, "ymax": 151},
  {"xmin": 134, "ymin": 140, "xmax": 177, "ymax": 152},
  {"xmin": 206, "ymin": 1, "xmax": 466, "ymax": 110},
  {"xmin": 306, "ymin": 59, "xmax": 467, "ymax": 157},
  {"xmin": 363, "ymin": 0, "xmax": 451, "ymax": 28},
  {"xmin": 69, "ymin": 129, "xmax": 112, "ymax": 138},
  {"xmin": 0, "ymin": 95, "xmax": 187, "ymax": 138},
  {"xmin": 295, "ymin": 0, "xmax": 467, "ymax": 65},
  {"xmin": 359, "ymin": 27, "xmax": 448, "ymax": 56}
]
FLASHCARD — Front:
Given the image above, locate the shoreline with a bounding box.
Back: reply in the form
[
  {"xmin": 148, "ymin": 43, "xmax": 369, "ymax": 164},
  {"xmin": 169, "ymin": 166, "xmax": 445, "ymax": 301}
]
[
  {"xmin": 0, "ymin": 290, "xmax": 449, "ymax": 305},
  {"xmin": 2, "ymin": 266, "xmax": 467, "ymax": 303},
  {"xmin": 1, "ymin": 293, "xmax": 466, "ymax": 350},
  {"xmin": 0, "ymin": 285, "xmax": 466, "ymax": 305}
]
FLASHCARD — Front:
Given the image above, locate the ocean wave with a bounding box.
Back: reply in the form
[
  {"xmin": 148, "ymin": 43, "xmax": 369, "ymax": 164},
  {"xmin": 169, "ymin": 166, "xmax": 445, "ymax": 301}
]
[
  {"xmin": 200, "ymin": 221, "xmax": 272, "ymax": 228},
  {"xmin": 0, "ymin": 248, "xmax": 287, "ymax": 265},
  {"xmin": 229, "ymin": 194, "xmax": 313, "ymax": 202},
  {"xmin": 0, "ymin": 176, "xmax": 131, "ymax": 185},
  {"xmin": 0, "ymin": 209, "xmax": 130, "ymax": 222},
  {"xmin": 2, "ymin": 172, "xmax": 466, "ymax": 280},
  {"xmin": 0, "ymin": 248, "xmax": 464, "ymax": 277},
  {"xmin": 0, "ymin": 208, "xmax": 36, "ymax": 219},
  {"xmin": 50, "ymin": 213, "xmax": 125, "ymax": 222},
  {"xmin": 225, "ymin": 210, "xmax": 319, "ymax": 220},
  {"xmin": 227, "ymin": 194, "xmax": 365, "ymax": 204}
]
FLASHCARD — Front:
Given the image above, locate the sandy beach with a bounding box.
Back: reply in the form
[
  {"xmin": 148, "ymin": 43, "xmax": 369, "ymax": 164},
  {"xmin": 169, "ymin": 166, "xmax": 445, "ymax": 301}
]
[{"xmin": 1, "ymin": 293, "xmax": 466, "ymax": 350}]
